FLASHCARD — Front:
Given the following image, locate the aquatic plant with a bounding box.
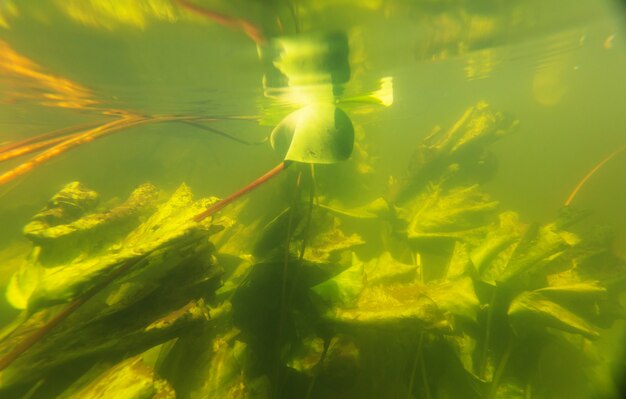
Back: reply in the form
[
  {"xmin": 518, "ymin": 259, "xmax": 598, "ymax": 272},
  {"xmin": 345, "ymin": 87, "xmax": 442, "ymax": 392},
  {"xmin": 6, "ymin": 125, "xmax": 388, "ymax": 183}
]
[{"xmin": 0, "ymin": 102, "xmax": 624, "ymax": 399}]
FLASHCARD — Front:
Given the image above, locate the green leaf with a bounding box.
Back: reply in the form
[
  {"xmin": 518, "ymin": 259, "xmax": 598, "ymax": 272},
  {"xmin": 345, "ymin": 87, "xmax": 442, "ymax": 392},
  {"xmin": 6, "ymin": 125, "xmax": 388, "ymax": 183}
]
[
  {"xmin": 363, "ymin": 252, "xmax": 417, "ymax": 286},
  {"xmin": 445, "ymin": 332, "xmax": 479, "ymax": 379},
  {"xmin": 427, "ymin": 277, "xmax": 480, "ymax": 322},
  {"xmin": 301, "ymin": 211, "xmax": 364, "ymax": 263},
  {"xmin": 324, "ymin": 282, "xmax": 450, "ymax": 332},
  {"xmin": 471, "ymin": 211, "xmax": 523, "ymax": 282},
  {"xmin": 396, "ymin": 101, "xmax": 518, "ymax": 200},
  {"xmin": 311, "ymin": 253, "xmax": 365, "ymax": 307},
  {"xmin": 406, "ymin": 184, "xmax": 498, "ymax": 242},
  {"xmin": 508, "ymin": 291, "xmax": 599, "ymax": 339},
  {"xmin": 445, "ymin": 241, "xmax": 473, "ymax": 280},
  {"xmin": 536, "ymin": 282, "xmax": 606, "ymax": 300},
  {"xmin": 5, "ymin": 256, "xmax": 42, "ymax": 310},
  {"xmin": 498, "ymin": 223, "xmax": 573, "ymax": 283},
  {"xmin": 58, "ymin": 356, "xmax": 175, "ymax": 399},
  {"xmin": 25, "ymin": 183, "xmax": 220, "ymax": 310},
  {"xmin": 474, "ymin": 215, "xmax": 577, "ymax": 285},
  {"xmin": 492, "ymin": 382, "xmax": 526, "ymax": 399},
  {"xmin": 270, "ymin": 103, "xmax": 354, "ymax": 164},
  {"xmin": 320, "ymin": 197, "xmax": 393, "ymax": 220}
]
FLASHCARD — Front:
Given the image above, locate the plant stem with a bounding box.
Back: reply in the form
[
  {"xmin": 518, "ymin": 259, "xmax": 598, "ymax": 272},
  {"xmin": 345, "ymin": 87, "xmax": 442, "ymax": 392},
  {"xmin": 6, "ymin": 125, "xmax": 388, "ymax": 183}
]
[
  {"xmin": 304, "ymin": 337, "xmax": 331, "ymax": 399},
  {"xmin": 272, "ymin": 170, "xmax": 301, "ymax": 399},
  {"xmin": 420, "ymin": 333, "xmax": 432, "ymax": 399},
  {"xmin": 564, "ymin": 144, "xmax": 625, "ymax": 206},
  {"xmin": 175, "ymin": 0, "xmax": 265, "ymax": 43},
  {"xmin": 479, "ymin": 287, "xmax": 497, "ymax": 380},
  {"xmin": 408, "ymin": 332, "xmax": 430, "ymax": 399},
  {"xmin": 487, "ymin": 337, "xmax": 513, "ymax": 399},
  {"xmin": 193, "ymin": 161, "xmax": 290, "ymax": 222}
]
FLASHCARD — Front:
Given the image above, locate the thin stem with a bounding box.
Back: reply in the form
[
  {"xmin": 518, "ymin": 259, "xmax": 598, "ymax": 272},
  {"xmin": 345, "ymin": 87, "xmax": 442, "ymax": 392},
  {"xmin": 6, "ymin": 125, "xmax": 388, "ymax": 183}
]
[
  {"xmin": 0, "ymin": 121, "xmax": 101, "ymax": 155},
  {"xmin": 273, "ymin": 170, "xmax": 302, "ymax": 398},
  {"xmin": 298, "ymin": 165, "xmax": 316, "ymax": 262},
  {"xmin": 304, "ymin": 337, "xmax": 332, "ymax": 399},
  {"xmin": 487, "ymin": 337, "xmax": 513, "ymax": 399},
  {"xmin": 0, "ymin": 116, "xmax": 149, "ymax": 186},
  {"xmin": 479, "ymin": 287, "xmax": 497, "ymax": 380},
  {"xmin": 177, "ymin": 120, "xmax": 267, "ymax": 146},
  {"xmin": 0, "ymin": 134, "xmax": 79, "ymax": 163},
  {"xmin": 419, "ymin": 334, "xmax": 432, "ymax": 399},
  {"xmin": 175, "ymin": 0, "xmax": 265, "ymax": 44},
  {"xmin": 407, "ymin": 332, "xmax": 424, "ymax": 398},
  {"xmin": 193, "ymin": 161, "xmax": 289, "ymax": 222},
  {"xmin": 564, "ymin": 145, "xmax": 625, "ymax": 206}
]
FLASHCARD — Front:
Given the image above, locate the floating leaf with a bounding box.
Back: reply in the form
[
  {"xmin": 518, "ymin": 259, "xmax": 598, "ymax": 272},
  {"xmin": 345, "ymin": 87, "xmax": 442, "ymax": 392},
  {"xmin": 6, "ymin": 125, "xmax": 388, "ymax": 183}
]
[{"xmin": 270, "ymin": 103, "xmax": 354, "ymax": 164}]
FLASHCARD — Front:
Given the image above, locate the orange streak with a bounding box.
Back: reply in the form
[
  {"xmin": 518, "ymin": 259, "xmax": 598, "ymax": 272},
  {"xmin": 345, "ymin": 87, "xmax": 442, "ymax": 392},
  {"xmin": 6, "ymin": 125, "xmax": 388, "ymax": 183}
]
[
  {"xmin": 193, "ymin": 161, "xmax": 288, "ymax": 222},
  {"xmin": 176, "ymin": 0, "xmax": 265, "ymax": 44},
  {"xmin": 564, "ymin": 145, "xmax": 626, "ymax": 206},
  {"xmin": 0, "ymin": 116, "xmax": 146, "ymax": 186}
]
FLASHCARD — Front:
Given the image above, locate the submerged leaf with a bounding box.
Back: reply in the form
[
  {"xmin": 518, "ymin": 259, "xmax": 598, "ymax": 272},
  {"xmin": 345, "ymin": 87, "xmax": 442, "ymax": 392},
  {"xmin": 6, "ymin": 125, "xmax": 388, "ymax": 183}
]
[
  {"xmin": 320, "ymin": 197, "xmax": 393, "ymax": 220},
  {"xmin": 24, "ymin": 183, "xmax": 158, "ymax": 248},
  {"xmin": 428, "ymin": 277, "xmax": 480, "ymax": 322},
  {"xmin": 406, "ymin": 184, "xmax": 498, "ymax": 242},
  {"xmin": 322, "ymin": 282, "xmax": 450, "ymax": 332},
  {"xmin": 445, "ymin": 332, "xmax": 478, "ymax": 379},
  {"xmin": 474, "ymin": 214, "xmax": 577, "ymax": 285},
  {"xmin": 497, "ymin": 223, "xmax": 573, "ymax": 283},
  {"xmin": 58, "ymin": 356, "xmax": 175, "ymax": 399},
  {"xmin": 508, "ymin": 291, "xmax": 599, "ymax": 339},
  {"xmin": 311, "ymin": 253, "xmax": 365, "ymax": 307},
  {"xmin": 397, "ymin": 101, "xmax": 518, "ymax": 200},
  {"xmin": 363, "ymin": 252, "xmax": 418, "ymax": 286},
  {"xmin": 26, "ymin": 183, "xmax": 218, "ymax": 310},
  {"xmin": 5, "ymin": 253, "xmax": 42, "ymax": 310},
  {"xmin": 301, "ymin": 211, "xmax": 364, "ymax": 263}
]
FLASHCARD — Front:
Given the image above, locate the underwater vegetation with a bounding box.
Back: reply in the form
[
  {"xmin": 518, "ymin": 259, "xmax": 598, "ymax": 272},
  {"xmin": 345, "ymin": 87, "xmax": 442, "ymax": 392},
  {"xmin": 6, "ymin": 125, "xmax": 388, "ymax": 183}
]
[{"xmin": 0, "ymin": 101, "xmax": 624, "ymax": 399}]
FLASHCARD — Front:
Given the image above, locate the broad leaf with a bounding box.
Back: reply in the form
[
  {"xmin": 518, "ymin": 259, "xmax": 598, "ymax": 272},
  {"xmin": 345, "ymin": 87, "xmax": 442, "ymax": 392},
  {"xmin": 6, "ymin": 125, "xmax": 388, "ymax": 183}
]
[
  {"xmin": 58, "ymin": 356, "xmax": 175, "ymax": 399},
  {"xmin": 311, "ymin": 253, "xmax": 365, "ymax": 307},
  {"xmin": 270, "ymin": 103, "xmax": 354, "ymax": 164},
  {"xmin": 406, "ymin": 184, "xmax": 498, "ymax": 242},
  {"xmin": 508, "ymin": 291, "xmax": 599, "ymax": 339},
  {"xmin": 26, "ymin": 184, "xmax": 219, "ymax": 310},
  {"xmin": 428, "ymin": 276, "xmax": 480, "ymax": 322}
]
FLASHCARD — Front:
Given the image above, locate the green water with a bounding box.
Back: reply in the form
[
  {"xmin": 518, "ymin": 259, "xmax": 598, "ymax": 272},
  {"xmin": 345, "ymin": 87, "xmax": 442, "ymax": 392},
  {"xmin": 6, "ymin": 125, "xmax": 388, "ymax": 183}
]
[{"xmin": 1, "ymin": 1, "xmax": 625, "ymax": 398}]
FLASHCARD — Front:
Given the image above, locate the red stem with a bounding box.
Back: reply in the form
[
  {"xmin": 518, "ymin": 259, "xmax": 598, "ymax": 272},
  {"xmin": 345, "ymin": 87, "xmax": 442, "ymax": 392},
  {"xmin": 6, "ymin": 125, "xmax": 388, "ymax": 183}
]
[
  {"xmin": 193, "ymin": 161, "xmax": 289, "ymax": 222},
  {"xmin": 176, "ymin": 0, "xmax": 265, "ymax": 44},
  {"xmin": 0, "ymin": 256, "xmax": 145, "ymax": 372},
  {"xmin": 0, "ymin": 161, "xmax": 289, "ymax": 371},
  {"xmin": 0, "ymin": 122, "xmax": 100, "ymax": 155}
]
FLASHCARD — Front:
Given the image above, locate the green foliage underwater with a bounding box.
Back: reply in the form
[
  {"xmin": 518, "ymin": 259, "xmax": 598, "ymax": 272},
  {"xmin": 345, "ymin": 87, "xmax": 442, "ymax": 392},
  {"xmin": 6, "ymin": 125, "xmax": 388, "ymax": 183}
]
[
  {"xmin": 1, "ymin": 1, "xmax": 626, "ymax": 399},
  {"xmin": 1, "ymin": 101, "xmax": 625, "ymax": 399}
]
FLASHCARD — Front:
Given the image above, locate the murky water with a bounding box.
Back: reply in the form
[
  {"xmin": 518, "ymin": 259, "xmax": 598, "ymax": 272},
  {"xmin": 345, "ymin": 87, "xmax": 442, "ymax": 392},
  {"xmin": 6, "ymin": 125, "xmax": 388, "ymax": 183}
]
[{"xmin": 1, "ymin": 1, "xmax": 625, "ymax": 398}]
